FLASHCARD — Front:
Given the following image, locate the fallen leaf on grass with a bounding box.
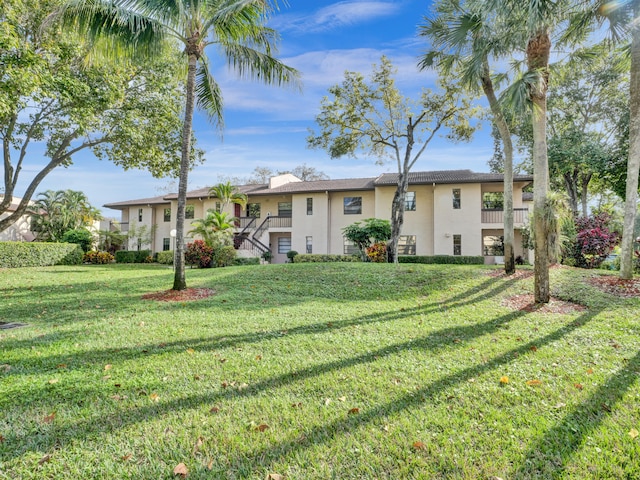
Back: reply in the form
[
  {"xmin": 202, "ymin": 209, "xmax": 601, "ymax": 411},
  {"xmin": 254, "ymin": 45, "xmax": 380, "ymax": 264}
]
[
  {"xmin": 38, "ymin": 454, "xmax": 51, "ymax": 465},
  {"xmin": 291, "ymin": 402, "xmax": 303, "ymax": 408},
  {"xmin": 499, "ymin": 376, "xmax": 509, "ymax": 384},
  {"xmin": 209, "ymin": 406, "xmax": 220, "ymax": 413},
  {"xmin": 348, "ymin": 408, "xmax": 360, "ymax": 415},
  {"xmin": 150, "ymin": 393, "xmax": 160, "ymax": 402},
  {"xmin": 173, "ymin": 463, "xmax": 188, "ymax": 477},
  {"xmin": 0, "ymin": 434, "xmax": 4, "ymax": 443},
  {"xmin": 193, "ymin": 436, "xmax": 204, "ymax": 455},
  {"xmin": 530, "ymin": 346, "xmax": 538, "ymax": 352},
  {"xmin": 43, "ymin": 412, "xmax": 56, "ymax": 424},
  {"xmin": 629, "ymin": 428, "xmax": 639, "ymax": 439},
  {"xmin": 104, "ymin": 364, "xmax": 112, "ymax": 371},
  {"xmin": 193, "ymin": 374, "xmax": 201, "ymax": 380},
  {"xmin": 121, "ymin": 454, "xmax": 132, "ymax": 462},
  {"xmin": 574, "ymin": 383, "xmax": 583, "ymax": 390},
  {"xmin": 526, "ymin": 379, "xmax": 542, "ymax": 386},
  {"xmin": 338, "ymin": 396, "xmax": 346, "ymax": 402},
  {"xmin": 0, "ymin": 364, "xmax": 11, "ymax": 373},
  {"xmin": 586, "ymin": 368, "xmax": 594, "ymax": 375},
  {"xmin": 256, "ymin": 424, "xmax": 269, "ymax": 432},
  {"xmin": 412, "ymin": 441, "xmax": 426, "ymax": 450},
  {"xmin": 56, "ymin": 364, "xmax": 67, "ymax": 369},
  {"xmin": 324, "ymin": 398, "xmax": 331, "ymax": 406},
  {"xmin": 266, "ymin": 474, "xmax": 284, "ymax": 480},
  {"xmin": 255, "ymin": 355, "xmax": 262, "ymax": 361},
  {"xmin": 186, "ymin": 348, "xmax": 195, "ymax": 355},
  {"xmin": 48, "ymin": 378, "xmax": 59, "ymax": 384}
]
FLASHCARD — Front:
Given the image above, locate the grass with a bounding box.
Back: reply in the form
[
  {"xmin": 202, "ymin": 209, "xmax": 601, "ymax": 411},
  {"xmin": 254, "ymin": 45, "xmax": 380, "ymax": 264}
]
[{"xmin": 0, "ymin": 263, "xmax": 639, "ymax": 479}]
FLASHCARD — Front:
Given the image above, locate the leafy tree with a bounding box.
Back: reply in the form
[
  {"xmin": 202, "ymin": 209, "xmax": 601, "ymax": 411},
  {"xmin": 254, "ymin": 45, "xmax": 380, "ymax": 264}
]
[
  {"xmin": 573, "ymin": 212, "xmax": 620, "ymax": 269},
  {"xmin": 420, "ymin": 0, "xmax": 518, "ymax": 275},
  {"xmin": 308, "ymin": 56, "xmax": 477, "ymax": 262},
  {"xmin": 30, "ymin": 190, "xmax": 101, "ymax": 242},
  {"xmin": 126, "ymin": 221, "xmax": 157, "ymax": 251},
  {"xmin": 61, "ymin": 228, "xmax": 94, "ymax": 252},
  {"xmin": 62, "ymin": 0, "xmax": 299, "ymax": 290},
  {"xmin": 189, "ymin": 210, "xmax": 235, "ymax": 248},
  {"xmin": 282, "ymin": 164, "xmax": 329, "ymax": 181},
  {"xmin": 0, "ymin": 0, "xmax": 195, "ymax": 234},
  {"xmin": 342, "ymin": 218, "xmax": 391, "ymax": 262}
]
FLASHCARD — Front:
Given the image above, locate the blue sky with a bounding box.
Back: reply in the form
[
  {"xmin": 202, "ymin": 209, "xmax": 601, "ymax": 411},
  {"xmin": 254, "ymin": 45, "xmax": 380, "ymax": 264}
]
[{"xmin": 26, "ymin": 0, "xmax": 496, "ymax": 215}]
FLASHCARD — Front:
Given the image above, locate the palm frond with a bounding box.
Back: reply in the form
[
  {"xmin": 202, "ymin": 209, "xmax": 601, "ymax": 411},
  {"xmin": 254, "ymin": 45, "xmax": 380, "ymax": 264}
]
[
  {"xmin": 196, "ymin": 55, "xmax": 224, "ymax": 129},
  {"xmin": 219, "ymin": 41, "xmax": 299, "ymax": 88}
]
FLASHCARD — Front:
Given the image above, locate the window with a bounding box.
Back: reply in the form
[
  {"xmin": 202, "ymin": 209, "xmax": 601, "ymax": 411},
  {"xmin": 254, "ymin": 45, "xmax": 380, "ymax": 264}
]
[
  {"xmin": 453, "ymin": 234, "xmax": 462, "ymax": 256},
  {"xmin": 215, "ymin": 202, "xmax": 222, "ymax": 213},
  {"xmin": 277, "ymin": 236, "xmax": 291, "ymax": 254},
  {"xmin": 483, "ymin": 192, "xmax": 504, "ymax": 210},
  {"xmin": 307, "ymin": 197, "xmax": 313, "ymax": 215},
  {"xmin": 163, "ymin": 238, "xmax": 170, "ymax": 251},
  {"xmin": 247, "ymin": 203, "xmax": 261, "ymax": 218},
  {"xmin": 452, "ymin": 189, "xmax": 461, "ymax": 209},
  {"xmin": 278, "ymin": 202, "xmax": 292, "ymax": 218},
  {"xmin": 185, "ymin": 205, "xmax": 195, "ymax": 219},
  {"xmin": 306, "ymin": 236, "xmax": 313, "ymax": 254},
  {"xmin": 163, "ymin": 208, "xmax": 171, "ymax": 222},
  {"xmin": 398, "ymin": 235, "xmax": 416, "ymax": 255},
  {"xmin": 343, "ymin": 237, "xmax": 359, "ymax": 255},
  {"xmin": 138, "ymin": 208, "xmax": 143, "ymax": 222},
  {"xmin": 404, "ymin": 192, "xmax": 416, "ymax": 211},
  {"xmin": 483, "ymin": 235, "xmax": 504, "ymax": 256},
  {"xmin": 344, "ymin": 196, "xmax": 362, "ymax": 215}
]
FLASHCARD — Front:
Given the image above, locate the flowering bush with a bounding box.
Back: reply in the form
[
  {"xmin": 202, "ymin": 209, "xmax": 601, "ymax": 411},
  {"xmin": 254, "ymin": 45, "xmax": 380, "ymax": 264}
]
[
  {"xmin": 83, "ymin": 251, "xmax": 114, "ymax": 264},
  {"xmin": 574, "ymin": 213, "xmax": 619, "ymax": 269},
  {"xmin": 185, "ymin": 240, "xmax": 214, "ymax": 268},
  {"xmin": 365, "ymin": 242, "xmax": 387, "ymax": 263}
]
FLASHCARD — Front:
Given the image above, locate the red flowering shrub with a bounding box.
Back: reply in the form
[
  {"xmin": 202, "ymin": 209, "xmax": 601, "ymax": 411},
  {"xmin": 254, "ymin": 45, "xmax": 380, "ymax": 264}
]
[
  {"xmin": 185, "ymin": 240, "xmax": 214, "ymax": 268},
  {"xmin": 574, "ymin": 213, "xmax": 619, "ymax": 269}
]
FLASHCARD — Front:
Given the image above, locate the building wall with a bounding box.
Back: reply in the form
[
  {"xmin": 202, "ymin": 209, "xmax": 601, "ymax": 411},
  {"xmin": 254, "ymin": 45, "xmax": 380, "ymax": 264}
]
[
  {"xmin": 291, "ymin": 193, "xmax": 329, "ymax": 255},
  {"xmin": 327, "ymin": 190, "xmax": 376, "ymax": 255},
  {"xmin": 433, "ymin": 183, "xmax": 483, "ymax": 256}
]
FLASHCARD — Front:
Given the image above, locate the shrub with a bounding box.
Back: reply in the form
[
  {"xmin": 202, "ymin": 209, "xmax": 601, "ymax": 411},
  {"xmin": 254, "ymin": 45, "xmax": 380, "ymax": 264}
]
[
  {"xmin": 213, "ymin": 245, "xmax": 236, "ymax": 267},
  {"xmin": 286, "ymin": 250, "xmax": 298, "ymax": 263},
  {"xmin": 573, "ymin": 213, "xmax": 619, "ymax": 269},
  {"xmin": 233, "ymin": 257, "xmax": 260, "ymax": 266},
  {"xmin": 83, "ymin": 251, "xmax": 114, "ymax": 264},
  {"xmin": 114, "ymin": 250, "xmax": 152, "ymax": 263},
  {"xmin": 398, "ymin": 255, "xmax": 485, "ymax": 265},
  {"xmin": 0, "ymin": 242, "xmax": 83, "ymax": 268},
  {"xmin": 185, "ymin": 240, "xmax": 214, "ymax": 268},
  {"xmin": 156, "ymin": 251, "xmax": 174, "ymax": 265},
  {"xmin": 365, "ymin": 242, "xmax": 387, "ymax": 263},
  {"xmin": 61, "ymin": 228, "xmax": 94, "ymax": 252},
  {"xmin": 294, "ymin": 254, "xmax": 361, "ymax": 263}
]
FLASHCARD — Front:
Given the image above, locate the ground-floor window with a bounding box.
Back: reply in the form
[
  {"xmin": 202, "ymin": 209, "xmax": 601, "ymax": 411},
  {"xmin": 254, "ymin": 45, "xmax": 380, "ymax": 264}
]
[
  {"xmin": 306, "ymin": 236, "xmax": 312, "ymax": 254},
  {"xmin": 344, "ymin": 237, "xmax": 359, "ymax": 255},
  {"xmin": 163, "ymin": 238, "xmax": 170, "ymax": 251},
  {"xmin": 453, "ymin": 234, "xmax": 462, "ymax": 255},
  {"xmin": 483, "ymin": 235, "xmax": 504, "ymax": 256},
  {"xmin": 397, "ymin": 235, "xmax": 416, "ymax": 255},
  {"xmin": 278, "ymin": 236, "xmax": 291, "ymax": 254}
]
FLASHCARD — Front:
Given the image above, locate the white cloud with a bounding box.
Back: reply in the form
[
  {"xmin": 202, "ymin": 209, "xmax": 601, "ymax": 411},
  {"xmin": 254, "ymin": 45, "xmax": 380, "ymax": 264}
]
[{"xmin": 271, "ymin": 1, "xmax": 400, "ymax": 34}]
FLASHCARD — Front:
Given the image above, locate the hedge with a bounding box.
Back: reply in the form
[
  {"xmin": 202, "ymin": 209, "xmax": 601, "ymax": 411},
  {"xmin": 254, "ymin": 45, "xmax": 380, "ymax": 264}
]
[
  {"xmin": 156, "ymin": 251, "xmax": 174, "ymax": 265},
  {"xmin": 115, "ymin": 250, "xmax": 152, "ymax": 263},
  {"xmin": 233, "ymin": 257, "xmax": 260, "ymax": 266},
  {"xmin": 398, "ymin": 255, "xmax": 485, "ymax": 265},
  {"xmin": 0, "ymin": 242, "xmax": 83, "ymax": 268},
  {"xmin": 294, "ymin": 254, "xmax": 361, "ymax": 263}
]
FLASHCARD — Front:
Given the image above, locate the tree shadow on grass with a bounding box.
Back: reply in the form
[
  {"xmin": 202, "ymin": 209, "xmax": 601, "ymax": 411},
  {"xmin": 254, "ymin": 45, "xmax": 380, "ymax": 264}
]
[{"xmin": 510, "ymin": 349, "xmax": 640, "ymax": 479}]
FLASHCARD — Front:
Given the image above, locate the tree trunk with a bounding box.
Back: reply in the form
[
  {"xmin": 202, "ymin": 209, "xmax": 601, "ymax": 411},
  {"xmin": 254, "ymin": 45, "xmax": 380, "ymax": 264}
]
[
  {"xmin": 563, "ymin": 171, "xmax": 579, "ymax": 216},
  {"xmin": 389, "ymin": 173, "xmax": 408, "ymax": 264},
  {"xmin": 528, "ymin": 30, "xmax": 551, "ymax": 303},
  {"xmin": 620, "ymin": 2, "xmax": 640, "ymax": 280},
  {"xmin": 481, "ymin": 57, "xmax": 515, "ymax": 274},
  {"xmin": 580, "ymin": 173, "xmax": 591, "ymax": 217},
  {"xmin": 172, "ymin": 53, "xmax": 198, "ymax": 291}
]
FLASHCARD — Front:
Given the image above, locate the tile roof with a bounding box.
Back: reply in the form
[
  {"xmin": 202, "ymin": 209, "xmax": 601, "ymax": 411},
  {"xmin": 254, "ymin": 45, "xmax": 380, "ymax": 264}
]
[
  {"xmin": 103, "ymin": 194, "xmax": 169, "ymax": 209},
  {"xmin": 374, "ymin": 170, "xmax": 533, "ymax": 185}
]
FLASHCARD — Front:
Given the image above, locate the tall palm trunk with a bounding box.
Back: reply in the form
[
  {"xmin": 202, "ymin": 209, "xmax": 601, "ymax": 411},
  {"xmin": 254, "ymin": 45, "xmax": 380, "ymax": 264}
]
[
  {"xmin": 481, "ymin": 57, "xmax": 515, "ymax": 274},
  {"xmin": 173, "ymin": 52, "xmax": 198, "ymax": 291},
  {"xmin": 620, "ymin": 1, "xmax": 640, "ymax": 279},
  {"xmin": 528, "ymin": 30, "xmax": 551, "ymax": 303}
]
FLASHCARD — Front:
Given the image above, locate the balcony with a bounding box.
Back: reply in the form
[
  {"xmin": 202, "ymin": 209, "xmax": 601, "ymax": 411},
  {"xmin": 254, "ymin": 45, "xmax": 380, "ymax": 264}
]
[{"xmin": 481, "ymin": 208, "xmax": 529, "ymax": 224}]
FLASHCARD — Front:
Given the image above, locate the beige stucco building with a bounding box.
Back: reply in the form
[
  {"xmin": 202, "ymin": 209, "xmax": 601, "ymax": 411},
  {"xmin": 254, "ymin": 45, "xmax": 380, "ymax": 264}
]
[
  {"xmin": 104, "ymin": 169, "xmax": 533, "ymax": 264},
  {"xmin": 0, "ymin": 195, "xmax": 36, "ymax": 242}
]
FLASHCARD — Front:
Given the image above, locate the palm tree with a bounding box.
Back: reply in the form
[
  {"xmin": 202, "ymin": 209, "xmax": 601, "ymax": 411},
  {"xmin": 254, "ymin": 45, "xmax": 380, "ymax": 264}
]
[
  {"xmin": 419, "ymin": 0, "xmax": 517, "ymax": 275},
  {"xmin": 60, "ymin": 0, "xmax": 299, "ymax": 290},
  {"xmin": 209, "ymin": 181, "xmax": 248, "ymax": 212},
  {"xmin": 189, "ymin": 209, "xmax": 235, "ymax": 246}
]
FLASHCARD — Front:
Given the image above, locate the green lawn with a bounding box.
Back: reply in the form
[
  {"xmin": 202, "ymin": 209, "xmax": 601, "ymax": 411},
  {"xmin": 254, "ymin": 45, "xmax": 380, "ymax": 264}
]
[{"xmin": 0, "ymin": 263, "xmax": 638, "ymax": 479}]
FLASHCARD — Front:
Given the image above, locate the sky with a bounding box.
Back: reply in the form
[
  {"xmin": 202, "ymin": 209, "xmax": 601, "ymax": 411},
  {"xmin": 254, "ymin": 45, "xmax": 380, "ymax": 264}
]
[{"xmin": 21, "ymin": 0, "xmax": 497, "ymax": 215}]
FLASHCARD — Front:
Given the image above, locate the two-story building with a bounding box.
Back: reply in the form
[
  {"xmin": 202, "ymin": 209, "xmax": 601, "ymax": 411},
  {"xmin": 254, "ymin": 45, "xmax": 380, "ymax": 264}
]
[{"xmin": 104, "ymin": 169, "xmax": 533, "ymax": 264}]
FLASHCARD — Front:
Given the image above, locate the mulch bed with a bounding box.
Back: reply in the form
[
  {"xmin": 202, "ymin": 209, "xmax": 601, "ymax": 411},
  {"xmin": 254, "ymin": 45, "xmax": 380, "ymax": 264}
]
[
  {"xmin": 501, "ymin": 294, "xmax": 587, "ymax": 314},
  {"xmin": 142, "ymin": 288, "xmax": 216, "ymax": 302},
  {"xmin": 587, "ymin": 275, "xmax": 640, "ymax": 298}
]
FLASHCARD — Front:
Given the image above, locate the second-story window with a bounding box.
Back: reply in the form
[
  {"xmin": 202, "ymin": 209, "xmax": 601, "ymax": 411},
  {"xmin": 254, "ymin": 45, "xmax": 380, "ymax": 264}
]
[
  {"xmin": 163, "ymin": 208, "xmax": 171, "ymax": 222},
  {"xmin": 452, "ymin": 189, "xmax": 461, "ymax": 209},
  {"xmin": 404, "ymin": 192, "xmax": 416, "ymax": 211},
  {"xmin": 278, "ymin": 202, "xmax": 292, "ymax": 218},
  {"xmin": 138, "ymin": 208, "xmax": 143, "ymax": 222},
  {"xmin": 344, "ymin": 196, "xmax": 362, "ymax": 215},
  {"xmin": 185, "ymin": 205, "xmax": 195, "ymax": 219},
  {"xmin": 247, "ymin": 203, "xmax": 261, "ymax": 218},
  {"xmin": 307, "ymin": 197, "xmax": 313, "ymax": 215}
]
